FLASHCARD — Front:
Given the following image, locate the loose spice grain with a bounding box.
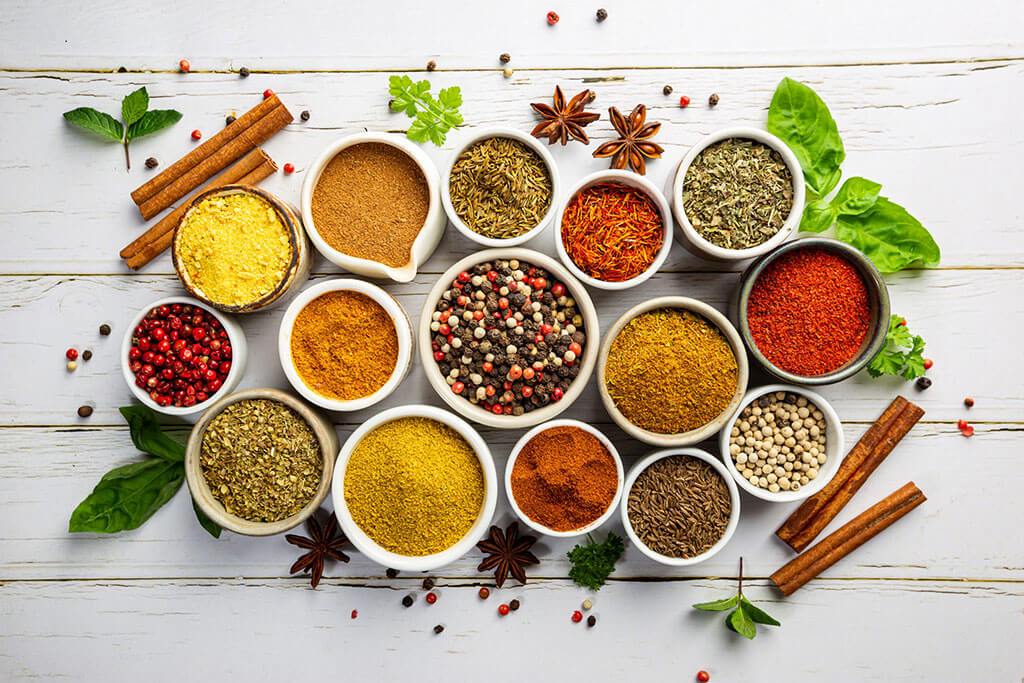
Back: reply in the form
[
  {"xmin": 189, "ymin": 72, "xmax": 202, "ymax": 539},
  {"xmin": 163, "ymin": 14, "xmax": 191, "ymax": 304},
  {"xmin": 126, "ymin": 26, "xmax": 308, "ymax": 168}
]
[
  {"xmin": 200, "ymin": 399, "xmax": 322, "ymax": 522},
  {"xmin": 311, "ymin": 142, "xmax": 429, "ymax": 267},
  {"xmin": 290, "ymin": 290, "xmax": 398, "ymax": 401}
]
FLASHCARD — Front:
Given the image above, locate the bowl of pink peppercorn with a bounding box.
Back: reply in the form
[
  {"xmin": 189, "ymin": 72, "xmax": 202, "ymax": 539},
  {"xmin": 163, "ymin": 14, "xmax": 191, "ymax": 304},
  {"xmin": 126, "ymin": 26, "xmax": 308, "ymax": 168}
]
[{"xmin": 121, "ymin": 297, "xmax": 248, "ymax": 416}]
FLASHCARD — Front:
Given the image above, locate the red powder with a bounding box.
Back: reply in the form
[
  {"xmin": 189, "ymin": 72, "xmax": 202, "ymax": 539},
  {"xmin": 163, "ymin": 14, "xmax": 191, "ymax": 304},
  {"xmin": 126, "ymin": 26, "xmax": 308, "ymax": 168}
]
[{"xmin": 747, "ymin": 247, "xmax": 870, "ymax": 376}]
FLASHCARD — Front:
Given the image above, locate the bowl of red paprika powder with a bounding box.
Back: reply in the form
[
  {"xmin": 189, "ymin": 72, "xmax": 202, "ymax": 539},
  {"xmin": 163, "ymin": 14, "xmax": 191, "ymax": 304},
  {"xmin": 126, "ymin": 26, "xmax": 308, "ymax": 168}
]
[{"xmin": 735, "ymin": 237, "xmax": 890, "ymax": 385}]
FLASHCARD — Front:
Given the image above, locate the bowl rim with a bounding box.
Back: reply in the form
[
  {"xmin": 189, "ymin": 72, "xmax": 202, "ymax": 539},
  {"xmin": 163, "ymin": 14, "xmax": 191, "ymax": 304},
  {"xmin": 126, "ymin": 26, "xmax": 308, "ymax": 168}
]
[
  {"xmin": 172, "ymin": 184, "xmax": 303, "ymax": 312},
  {"xmin": 277, "ymin": 278, "xmax": 414, "ymax": 412},
  {"xmin": 184, "ymin": 387, "xmax": 338, "ymax": 536},
  {"xmin": 418, "ymin": 247, "xmax": 600, "ymax": 429},
  {"xmin": 597, "ymin": 296, "xmax": 749, "ymax": 446},
  {"xmin": 504, "ymin": 418, "xmax": 625, "ymax": 538},
  {"xmin": 718, "ymin": 383, "xmax": 846, "ymax": 503},
  {"xmin": 554, "ymin": 169, "xmax": 674, "ymax": 291},
  {"xmin": 620, "ymin": 447, "xmax": 741, "ymax": 566},
  {"xmin": 670, "ymin": 126, "xmax": 806, "ymax": 261},
  {"xmin": 120, "ymin": 296, "xmax": 246, "ymax": 416},
  {"xmin": 735, "ymin": 236, "xmax": 892, "ymax": 385},
  {"xmin": 299, "ymin": 132, "xmax": 442, "ymax": 281},
  {"xmin": 330, "ymin": 404, "xmax": 498, "ymax": 571},
  {"xmin": 441, "ymin": 126, "xmax": 561, "ymax": 248}
]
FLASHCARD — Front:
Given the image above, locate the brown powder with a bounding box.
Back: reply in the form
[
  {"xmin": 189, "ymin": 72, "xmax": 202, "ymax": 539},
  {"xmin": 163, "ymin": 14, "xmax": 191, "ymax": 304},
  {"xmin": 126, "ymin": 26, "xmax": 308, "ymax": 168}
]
[
  {"xmin": 290, "ymin": 290, "xmax": 399, "ymax": 401},
  {"xmin": 311, "ymin": 142, "xmax": 429, "ymax": 267}
]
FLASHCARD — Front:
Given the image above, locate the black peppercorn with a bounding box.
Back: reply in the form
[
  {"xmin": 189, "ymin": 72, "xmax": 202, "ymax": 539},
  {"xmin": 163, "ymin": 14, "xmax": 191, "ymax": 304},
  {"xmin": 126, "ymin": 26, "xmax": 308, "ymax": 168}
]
[
  {"xmin": 422, "ymin": 577, "xmax": 435, "ymax": 590},
  {"xmin": 509, "ymin": 599, "xmax": 520, "ymax": 611},
  {"xmin": 587, "ymin": 615, "xmax": 596, "ymax": 628},
  {"xmin": 77, "ymin": 405, "xmax": 93, "ymax": 418},
  {"xmin": 426, "ymin": 59, "xmax": 437, "ymax": 72},
  {"xmin": 386, "ymin": 568, "xmax": 399, "ymax": 579},
  {"xmin": 144, "ymin": 157, "xmax": 158, "ymax": 169},
  {"xmin": 225, "ymin": 115, "xmax": 236, "ymax": 126},
  {"xmin": 82, "ymin": 349, "xmax": 93, "ymax": 361},
  {"xmin": 916, "ymin": 376, "xmax": 932, "ymax": 390},
  {"xmin": 300, "ymin": 110, "xmax": 310, "ymax": 122},
  {"xmin": 239, "ymin": 66, "xmax": 250, "ymax": 78},
  {"xmin": 662, "ymin": 85, "xmax": 673, "ymax": 96},
  {"xmin": 596, "ymin": 8, "xmax": 608, "ymax": 21},
  {"xmin": 402, "ymin": 595, "xmax": 414, "ymax": 607},
  {"xmin": 499, "ymin": 53, "xmax": 511, "ymax": 64},
  {"xmin": 709, "ymin": 92, "xmax": 720, "ymax": 107},
  {"xmin": 433, "ymin": 624, "xmax": 444, "ymax": 634},
  {"xmin": 99, "ymin": 323, "xmax": 112, "ymax": 336}
]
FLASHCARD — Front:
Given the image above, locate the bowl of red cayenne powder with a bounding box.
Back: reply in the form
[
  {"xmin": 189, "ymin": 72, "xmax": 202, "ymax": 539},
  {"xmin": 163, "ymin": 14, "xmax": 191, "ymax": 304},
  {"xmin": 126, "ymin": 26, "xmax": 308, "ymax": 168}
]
[{"xmin": 735, "ymin": 237, "xmax": 890, "ymax": 385}]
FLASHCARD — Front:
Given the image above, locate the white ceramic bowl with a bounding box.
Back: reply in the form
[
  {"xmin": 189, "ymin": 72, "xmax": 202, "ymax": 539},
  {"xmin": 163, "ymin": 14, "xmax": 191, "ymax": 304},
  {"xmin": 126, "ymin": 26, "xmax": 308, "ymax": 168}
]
[
  {"xmin": 555, "ymin": 169, "xmax": 674, "ymax": 290},
  {"xmin": 331, "ymin": 404, "xmax": 498, "ymax": 572},
  {"xmin": 300, "ymin": 132, "xmax": 445, "ymax": 282},
  {"xmin": 442, "ymin": 127, "xmax": 561, "ymax": 248},
  {"xmin": 719, "ymin": 384, "xmax": 845, "ymax": 503},
  {"xmin": 621, "ymin": 448, "xmax": 741, "ymax": 566},
  {"xmin": 504, "ymin": 419, "xmax": 624, "ymax": 538},
  {"xmin": 121, "ymin": 296, "xmax": 248, "ymax": 417},
  {"xmin": 418, "ymin": 248, "xmax": 600, "ymax": 430},
  {"xmin": 597, "ymin": 296, "xmax": 749, "ymax": 446},
  {"xmin": 669, "ymin": 126, "xmax": 806, "ymax": 262},
  {"xmin": 277, "ymin": 278, "xmax": 413, "ymax": 412}
]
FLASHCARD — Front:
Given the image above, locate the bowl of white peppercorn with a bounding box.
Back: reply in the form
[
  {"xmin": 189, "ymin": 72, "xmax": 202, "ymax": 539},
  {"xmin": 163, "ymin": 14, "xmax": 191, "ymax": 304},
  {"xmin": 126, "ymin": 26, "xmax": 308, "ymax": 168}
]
[{"xmin": 719, "ymin": 385, "xmax": 844, "ymax": 503}]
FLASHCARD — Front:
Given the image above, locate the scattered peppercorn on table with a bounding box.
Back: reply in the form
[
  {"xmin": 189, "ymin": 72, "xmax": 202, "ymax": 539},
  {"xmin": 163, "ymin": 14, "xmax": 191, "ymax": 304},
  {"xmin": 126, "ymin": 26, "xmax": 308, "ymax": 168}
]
[{"xmin": 1, "ymin": 1, "xmax": 1022, "ymax": 680}]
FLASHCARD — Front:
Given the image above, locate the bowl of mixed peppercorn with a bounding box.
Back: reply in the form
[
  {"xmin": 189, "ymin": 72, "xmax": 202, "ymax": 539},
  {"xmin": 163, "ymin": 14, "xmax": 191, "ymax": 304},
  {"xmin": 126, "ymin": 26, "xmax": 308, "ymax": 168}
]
[{"xmin": 419, "ymin": 249, "xmax": 599, "ymax": 429}]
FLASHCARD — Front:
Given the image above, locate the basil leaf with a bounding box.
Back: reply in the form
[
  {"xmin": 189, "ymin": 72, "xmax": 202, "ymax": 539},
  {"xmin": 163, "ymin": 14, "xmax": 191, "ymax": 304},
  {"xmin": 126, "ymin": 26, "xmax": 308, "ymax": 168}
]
[
  {"xmin": 727, "ymin": 605, "xmax": 757, "ymax": 639},
  {"xmin": 121, "ymin": 86, "xmax": 149, "ymax": 127},
  {"xmin": 192, "ymin": 496, "xmax": 222, "ymax": 538},
  {"xmin": 127, "ymin": 109, "xmax": 182, "ymax": 141},
  {"xmin": 767, "ymin": 77, "xmax": 845, "ymax": 196},
  {"xmin": 832, "ymin": 176, "xmax": 882, "ymax": 216},
  {"xmin": 800, "ymin": 197, "xmax": 838, "ymax": 233},
  {"xmin": 740, "ymin": 597, "xmax": 781, "ymax": 626},
  {"xmin": 63, "ymin": 107, "xmax": 124, "ymax": 142},
  {"xmin": 69, "ymin": 458, "xmax": 184, "ymax": 533},
  {"xmin": 119, "ymin": 405, "xmax": 185, "ymax": 462},
  {"xmin": 692, "ymin": 595, "xmax": 739, "ymax": 611},
  {"xmin": 835, "ymin": 197, "xmax": 941, "ymax": 272}
]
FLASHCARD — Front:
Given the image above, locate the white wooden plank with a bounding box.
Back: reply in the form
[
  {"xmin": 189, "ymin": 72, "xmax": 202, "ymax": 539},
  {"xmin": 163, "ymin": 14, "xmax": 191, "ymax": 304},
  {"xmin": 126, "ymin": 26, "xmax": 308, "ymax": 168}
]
[
  {"xmin": 0, "ymin": 578, "xmax": 1020, "ymax": 681},
  {"xmin": 0, "ymin": 61, "xmax": 1021, "ymax": 273},
  {"xmin": 1, "ymin": 422, "xmax": 1017, "ymax": 581},
  {"xmin": 2, "ymin": 0, "xmax": 1022, "ymax": 71}
]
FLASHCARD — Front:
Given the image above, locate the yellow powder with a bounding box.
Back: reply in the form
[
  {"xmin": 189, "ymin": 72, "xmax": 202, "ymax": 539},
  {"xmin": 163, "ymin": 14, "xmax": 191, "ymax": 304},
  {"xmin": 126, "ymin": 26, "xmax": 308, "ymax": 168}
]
[
  {"xmin": 176, "ymin": 192, "xmax": 292, "ymax": 307},
  {"xmin": 344, "ymin": 417, "xmax": 484, "ymax": 556}
]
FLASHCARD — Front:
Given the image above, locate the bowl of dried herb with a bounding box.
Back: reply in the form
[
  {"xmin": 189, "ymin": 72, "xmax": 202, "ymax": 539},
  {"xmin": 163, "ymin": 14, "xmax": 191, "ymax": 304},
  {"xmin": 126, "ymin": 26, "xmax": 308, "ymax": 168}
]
[{"xmin": 669, "ymin": 126, "xmax": 805, "ymax": 262}]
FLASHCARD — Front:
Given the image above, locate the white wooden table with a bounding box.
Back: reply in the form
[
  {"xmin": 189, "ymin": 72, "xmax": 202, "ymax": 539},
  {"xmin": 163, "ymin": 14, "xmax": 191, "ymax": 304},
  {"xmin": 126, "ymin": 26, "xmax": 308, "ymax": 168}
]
[{"xmin": 2, "ymin": 1, "xmax": 1022, "ymax": 680}]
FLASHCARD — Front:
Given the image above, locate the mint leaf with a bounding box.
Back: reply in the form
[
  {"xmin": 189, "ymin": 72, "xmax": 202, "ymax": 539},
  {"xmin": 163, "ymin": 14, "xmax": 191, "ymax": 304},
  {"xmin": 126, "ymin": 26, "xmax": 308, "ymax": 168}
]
[
  {"xmin": 727, "ymin": 605, "xmax": 757, "ymax": 639},
  {"xmin": 69, "ymin": 458, "xmax": 184, "ymax": 533},
  {"xmin": 740, "ymin": 597, "xmax": 781, "ymax": 626},
  {"xmin": 692, "ymin": 595, "xmax": 739, "ymax": 611},
  {"xmin": 127, "ymin": 109, "xmax": 182, "ymax": 141},
  {"xmin": 800, "ymin": 197, "xmax": 838, "ymax": 233},
  {"xmin": 119, "ymin": 405, "xmax": 184, "ymax": 462},
  {"xmin": 836, "ymin": 196, "xmax": 940, "ymax": 272},
  {"xmin": 121, "ymin": 86, "xmax": 149, "ymax": 127},
  {"xmin": 63, "ymin": 107, "xmax": 124, "ymax": 142},
  {"xmin": 192, "ymin": 496, "xmax": 222, "ymax": 538},
  {"xmin": 832, "ymin": 176, "xmax": 882, "ymax": 216},
  {"xmin": 767, "ymin": 77, "xmax": 845, "ymax": 196}
]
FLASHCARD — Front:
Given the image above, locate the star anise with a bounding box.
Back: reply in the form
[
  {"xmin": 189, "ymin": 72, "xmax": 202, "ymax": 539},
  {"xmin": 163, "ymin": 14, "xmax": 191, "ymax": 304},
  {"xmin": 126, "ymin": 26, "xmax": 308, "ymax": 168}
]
[
  {"xmin": 530, "ymin": 85, "xmax": 600, "ymax": 145},
  {"xmin": 476, "ymin": 521, "xmax": 540, "ymax": 587},
  {"xmin": 285, "ymin": 511, "xmax": 350, "ymax": 589},
  {"xmin": 592, "ymin": 104, "xmax": 664, "ymax": 175}
]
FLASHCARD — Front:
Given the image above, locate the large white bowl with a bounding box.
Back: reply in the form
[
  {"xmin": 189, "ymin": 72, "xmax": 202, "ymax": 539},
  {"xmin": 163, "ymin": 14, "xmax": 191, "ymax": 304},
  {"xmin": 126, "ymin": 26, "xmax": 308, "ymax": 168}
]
[
  {"xmin": 668, "ymin": 126, "xmax": 806, "ymax": 262},
  {"xmin": 418, "ymin": 248, "xmax": 600, "ymax": 430},
  {"xmin": 621, "ymin": 448, "xmax": 741, "ymax": 567},
  {"xmin": 300, "ymin": 132, "xmax": 445, "ymax": 282},
  {"xmin": 555, "ymin": 169, "xmax": 674, "ymax": 291},
  {"xmin": 719, "ymin": 384, "xmax": 845, "ymax": 503},
  {"xmin": 504, "ymin": 419, "xmax": 624, "ymax": 538},
  {"xmin": 277, "ymin": 278, "xmax": 413, "ymax": 412},
  {"xmin": 332, "ymin": 405, "xmax": 498, "ymax": 572},
  {"xmin": 597, "ymin": 296, "xmax": 749, "ymax": 446},
  {"xmin": 442, "ymin": 127, "xmax": 561, "ymax": 248},
  {"xmin": 120, "ymin": 296, "xmax": 247, "ymax": 417}
]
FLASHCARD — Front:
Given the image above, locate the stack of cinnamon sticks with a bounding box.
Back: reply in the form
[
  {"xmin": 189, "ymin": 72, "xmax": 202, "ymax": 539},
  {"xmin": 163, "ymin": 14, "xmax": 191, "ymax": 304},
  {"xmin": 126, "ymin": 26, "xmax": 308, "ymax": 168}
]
[
  {"xmin": 120, "ymin": 94, "xmax": 292, "ymax": 270},
  {"xmin": 770, "ymin": 396, "xmax": 927, "ymax": 595}
]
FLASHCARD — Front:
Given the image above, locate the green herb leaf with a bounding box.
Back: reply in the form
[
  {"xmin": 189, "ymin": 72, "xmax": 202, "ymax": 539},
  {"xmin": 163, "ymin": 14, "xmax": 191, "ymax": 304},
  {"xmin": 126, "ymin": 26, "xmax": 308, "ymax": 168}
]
[
  {"xmin": 63, "ymin": 107, "xmax": 124, "ymax": 142},
  {"xmin": 740, "ymin": 596, "xmax": 781, "ymax": 626},
  {"xmin": 835, "ymin": 196, "xmax": 941, "ymax": 272},
  {"xmin": 867, "ymin": 315, "xmax": 928, "ymax": 379},
  {"xmin": 692, "ymin": 595, "xmax": 739, "ymax": 611},
  {"xmin": 389, "ymin": 75, "xmax": 432, "ymax": 117},
  {"xmin": 727, "ymin": 605, "xmax": 758, "ymax": 639},
  {"xmin": 832, "ymin": 176, "xmax": 882, "ymax": 216},
  {"xmin": 387, "ymin": 75, "xmax": 462, "ymax": 146},
  {"xmin": 767, "ymin": 77, "xmax": 845, "ymax": 196},
  {"xmin": 68, "ymin": 458, "xmax": 184, "ymax": 533},
  {"xmin": 127, "ymin": 109, "xmax": 183, "ymax": 141},
  {"xmin": 192, "ymin": 496, "xmax": 222, "ymax": 538},
  {"xmin": 566, "ymin": 532, "xmax": 626, "ymax": 591},
  {"xmin": 800, "ymin": 197, "xmax": 838, "ymax": 233},
  {"xmin": 121, "ymin": 86, "xmax": 149, "ymax": 127},
  {"xmin": 119, "ymin": 405, "xmax": 185, "ymax": 462}
]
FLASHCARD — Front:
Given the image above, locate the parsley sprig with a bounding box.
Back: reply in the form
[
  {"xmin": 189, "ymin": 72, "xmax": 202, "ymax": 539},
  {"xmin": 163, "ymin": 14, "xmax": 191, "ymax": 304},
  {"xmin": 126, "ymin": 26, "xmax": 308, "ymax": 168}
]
[
  {"xmin": 388, "ymin": 75, "xmax": 463, "ymax": 146},
  {"xmin": 693, "ymin": 557, "xmax": 780, "ymax": 640},
  {"xmin": 567, "ymin": 532, "xmax": 625, "ymax": 590},
  {"xmin": 867, "ymin": 314, "xmax": 927, "ymax": 380}
]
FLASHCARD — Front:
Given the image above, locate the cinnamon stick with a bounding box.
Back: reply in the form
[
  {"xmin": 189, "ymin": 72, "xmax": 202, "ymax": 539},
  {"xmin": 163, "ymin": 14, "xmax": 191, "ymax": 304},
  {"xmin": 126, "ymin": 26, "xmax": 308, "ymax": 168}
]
[
  {"xmin": 776, "ymin": 396, "xmax": 924, "ymax": 553},
  {"xmin": 770, "ymin": 482, "xmax": 926, "ymax": 596},
  {"xmin": 121, "ymin": 149, "xmax": 277, "ymax": 270},
  {"xmin": 134, "ymin": 98, "xmax": 292, "ymax": 220}
]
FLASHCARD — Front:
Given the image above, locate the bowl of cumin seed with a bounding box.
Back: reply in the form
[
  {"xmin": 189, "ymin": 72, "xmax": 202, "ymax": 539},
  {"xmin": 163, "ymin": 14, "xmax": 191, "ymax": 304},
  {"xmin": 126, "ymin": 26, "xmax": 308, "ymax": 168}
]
[{"xmin": 621, "ymin": 447, "xmax": 740, "ymax": 566}]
